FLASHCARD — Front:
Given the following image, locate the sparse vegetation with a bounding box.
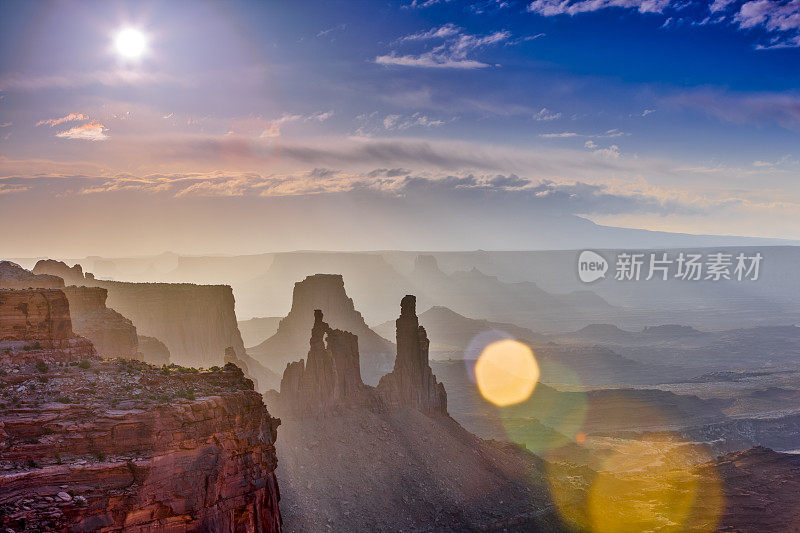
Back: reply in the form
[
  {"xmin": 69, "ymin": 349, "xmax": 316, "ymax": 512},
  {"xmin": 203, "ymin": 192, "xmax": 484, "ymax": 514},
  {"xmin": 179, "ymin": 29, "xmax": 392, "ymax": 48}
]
[
  {"xmin": 35, "ymin": 360, "xmax": 48, "ymax": 373},
  {"xmin": 55, "ymin": 396, "xmax": 71, "ymax": 404},
  {"xmin": 78, "ymin": 359, "xmax": 91, "ymax": 369}
]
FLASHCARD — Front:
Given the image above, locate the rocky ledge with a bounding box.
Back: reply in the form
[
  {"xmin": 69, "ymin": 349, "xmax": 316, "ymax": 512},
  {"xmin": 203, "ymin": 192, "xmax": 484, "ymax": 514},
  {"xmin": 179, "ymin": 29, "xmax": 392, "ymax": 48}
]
[{"xmin": 0, "ymin": 358, "xmax": 282, "ymax": 532}]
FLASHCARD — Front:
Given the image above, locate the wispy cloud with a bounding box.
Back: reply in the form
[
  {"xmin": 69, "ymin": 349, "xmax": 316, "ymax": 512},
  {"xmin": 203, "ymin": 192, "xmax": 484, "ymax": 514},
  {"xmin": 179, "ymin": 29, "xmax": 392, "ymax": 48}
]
[
  {"xmin": 376, "ymin": 24, "xmax": 511, "ymax": 69},
  {"xmin": 382, "ymin": 113, "xmax": 445, "ymax": 130},
  {"xmin": 55, "ymin": 121, "xmax": 109, "ymax": 141},
  {"xmin": 36, "ymin": 113, "xmax": 89, "ymax": 127},
  {"xmin": 540, "ymin": 132, "xmax": 578, "ymax": 138},
  {"xmin": 260, "ymin": 110, "xmax": 334, "ymax": 138},
  {"xmin": 527, "ymin": 0, "xmax": 671, "ymax": 16},
  {"xmin": 534, "ymin": 108, "xmax": 562, "ymax": 121},
  {"xmin": 668, "ymin": 89, "xmax": 800, "ymax": 127}
]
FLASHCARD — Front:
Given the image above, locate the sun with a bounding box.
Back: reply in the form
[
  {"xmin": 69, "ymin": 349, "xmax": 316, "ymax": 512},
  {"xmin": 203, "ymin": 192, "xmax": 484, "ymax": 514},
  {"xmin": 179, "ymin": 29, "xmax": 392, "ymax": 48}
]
[{"xmin": 115, "ymin": 28, "xmax": 146, "ymax": 59}]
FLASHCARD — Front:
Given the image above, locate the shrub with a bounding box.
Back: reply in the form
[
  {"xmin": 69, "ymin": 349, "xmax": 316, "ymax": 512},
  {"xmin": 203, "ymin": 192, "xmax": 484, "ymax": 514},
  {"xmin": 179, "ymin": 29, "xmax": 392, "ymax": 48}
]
[
  {"xmin": 55, "ymin": 396, "xmax": 71, "ymax": 404},
  {"xmin": 77, "ymin": 360, "xmax": 91, "ymax": 369},
  {"xmin": 35, "ymin": 360, "xmax": 48, "ymax": 373},
  {"xmin": 177, "ymin": 389, "xmax": 195, "ymax": 401}
]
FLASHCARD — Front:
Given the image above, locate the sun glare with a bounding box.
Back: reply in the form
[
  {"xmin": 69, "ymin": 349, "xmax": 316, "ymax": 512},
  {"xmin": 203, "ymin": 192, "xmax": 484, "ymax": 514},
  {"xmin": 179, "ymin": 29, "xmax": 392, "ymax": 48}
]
[
  {"xmin": 115, "ymin": 28, "xmax": 146, "ymax": 59},
  {"xmin": 475, "ymin": 339, "xmax": 540, "ymax": 407}
]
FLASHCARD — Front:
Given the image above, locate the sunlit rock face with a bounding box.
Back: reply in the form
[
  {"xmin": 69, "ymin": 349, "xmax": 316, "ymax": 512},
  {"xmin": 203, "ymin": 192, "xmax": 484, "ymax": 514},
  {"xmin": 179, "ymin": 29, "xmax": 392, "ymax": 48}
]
[
  {"xmin": 61, "ymin": 286, "xmax": 139, "ymax": 359},
  {"xmin": 377, "ymin": 295, "xmax": 447, "ymax": 415},
  {"xmin": 0, "ymin": 359, "xmax": 283, "ymax": 532},
  {"xmin": 0, "ymin": 289, "xmax": 97, "ymax": 364},
  {"xmin": 250, "ymin": 274, "xmax": 395, "ymax": 380}
]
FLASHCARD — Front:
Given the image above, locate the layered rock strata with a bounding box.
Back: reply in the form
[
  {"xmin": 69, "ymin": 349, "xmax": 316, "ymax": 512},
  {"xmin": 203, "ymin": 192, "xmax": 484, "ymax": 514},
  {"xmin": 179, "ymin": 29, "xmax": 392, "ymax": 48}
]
[
  {"xmin": 0, "ymin": 359, "xmax": 282, "ymax": 532},
  {"xmin": 0, "ymin": 289, "xmax": 96, "ymax": 364}
]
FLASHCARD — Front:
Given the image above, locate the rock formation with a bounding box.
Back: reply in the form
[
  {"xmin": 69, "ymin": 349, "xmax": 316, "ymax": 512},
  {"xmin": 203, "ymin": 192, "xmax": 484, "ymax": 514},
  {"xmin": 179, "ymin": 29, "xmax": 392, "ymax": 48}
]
[
  {"xmin": 61, "ymin": 286, "xmax": 139, "ymax": 359},
  {"xmin": 279, "ymin": 310, "xmax": 378, "ymax": 417},
  {"xmin": 278, "ymin": 296, "xmax": 446, "ymax": 418},
  {"xmin": 30, "ymin": 258, "xmax": 252, "ymax": 370},
  {"xmin": 376, "ymin": 295, "xmax": 447, "ymax": 415},
  {"xmin": 0, "ymin": 358, "xmax": 282, "ymax": 532},
  {"xmin": 0, "ymin": 261, "xmax": 63, "ymax": 290},
  {"xmin": 32, "ymin": 259, "xmax": 88, "ymax": 285},
  {"xmin": 0, "ymin": 289, "xmax": 96, "ymax": 364},
  {"xmin": 249, "ymin": 274, "xmax": 395, "ymax": 381},
  {"xmin": 137, "ymin": 335, "xmax": 171, "ymax": 366}
]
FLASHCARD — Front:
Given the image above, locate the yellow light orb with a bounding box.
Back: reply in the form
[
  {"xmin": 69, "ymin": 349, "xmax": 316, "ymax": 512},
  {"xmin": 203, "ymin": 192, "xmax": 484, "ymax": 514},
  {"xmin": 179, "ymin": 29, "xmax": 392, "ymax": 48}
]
[
  {"xmin": 475, "ymin": 339, "xmax": 539, "ymax": 407},
  {"xmin": 115, "ymin": 28, "xmax": 146, "ymax": 59}
]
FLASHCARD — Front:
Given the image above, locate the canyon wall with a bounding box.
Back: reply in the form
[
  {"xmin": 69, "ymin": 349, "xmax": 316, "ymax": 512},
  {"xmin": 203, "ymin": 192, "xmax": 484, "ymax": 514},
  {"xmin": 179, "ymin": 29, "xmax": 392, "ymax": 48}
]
[
  {"xmin": 32, "ymin": 260, "xmax": 250, "ymax": 370},
  {"xmin": 61, "ymin": 286, "xmax": 139, "ymax": 359}
]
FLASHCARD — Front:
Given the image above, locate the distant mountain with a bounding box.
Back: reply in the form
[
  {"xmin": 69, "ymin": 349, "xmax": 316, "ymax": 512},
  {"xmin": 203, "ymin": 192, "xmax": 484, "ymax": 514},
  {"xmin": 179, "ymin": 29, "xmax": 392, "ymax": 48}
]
[
  {"xmin": 238, "ymin": 316, "xmax": 282, "ymax": 348},
  {"xmin": 407, "ymin": 255, "xmax": 614, "ymax": 332},
  {"xmin": 248, "ymin": 274, "xmax": 395, "ymax": 382}
]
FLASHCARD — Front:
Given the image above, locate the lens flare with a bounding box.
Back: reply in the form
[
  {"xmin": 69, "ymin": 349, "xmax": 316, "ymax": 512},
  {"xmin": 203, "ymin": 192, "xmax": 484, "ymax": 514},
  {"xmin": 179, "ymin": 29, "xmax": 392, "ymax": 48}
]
[
  {"xmin": 545, "ymin": 402, "xmax": 725, "ymax": 533},
  {"xmin": 475, "ymin": 339, "xmax": 539, "ymax": 407}
]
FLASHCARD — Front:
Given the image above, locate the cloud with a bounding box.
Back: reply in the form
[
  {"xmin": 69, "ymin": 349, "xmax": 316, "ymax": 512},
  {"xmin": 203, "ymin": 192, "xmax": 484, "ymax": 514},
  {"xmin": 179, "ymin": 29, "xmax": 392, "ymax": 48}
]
[
  {"xmin": 376, "ymin": 25, "xmax": 511, "ymax": 69},
  {"xmin": 534, "ymin": 108, "xmax": 562, "ymax": 121},
  {"xmin": 36, "ymin": 113, "xmax": 89, "ymax": 127},
  {"xmin": 398, "ymin": 23, "xmax": 462, "ymax": 41},
  {"xmin": 642, "ymin": 108, "xmax": 656, "ymax": 116},
  {"xmin": 260, "ymin": 111, "xmax": 334, "ymax": 138},
  {"xmin": 55, "ymin": 121, "xmax": 109, "ymax": 141},
  {"xmin": 593, "ymin": 144, "xmax": 621, "ymax": 158},
  {"xmin": 668, "ymin": 89, "xmax": 800, "ymax": 127},
  {"xmin": 585, "ymin": 140, "xmax": 598, "ymax": 149},
  {"xmin": 3, "ymin": 169, "xmax": 694, "ymax": 217},
  {"xmin": 527, "ymin": 0, "xmax": 671, "ymax": 16},
  {"xmin": 317, "ymin": 24, "xmax": 347, "ymax": 38},
  {"xmin": 540, "ymin": 132, "xmax": 578, "ymax": 137},
  {"xmin": 383, "ymin": 113, "xmax": 445, "ymax": 130},
  {"xmin": 0, "ymin": 70, "xmax": 179, "ymax": 91},
  {"xmin": 403, "ymin": 0, "xmax": 452, "ymax": 8},
  {"xmin": 0, "ymin": 122, "xmax": 11, "ymax": 128}
]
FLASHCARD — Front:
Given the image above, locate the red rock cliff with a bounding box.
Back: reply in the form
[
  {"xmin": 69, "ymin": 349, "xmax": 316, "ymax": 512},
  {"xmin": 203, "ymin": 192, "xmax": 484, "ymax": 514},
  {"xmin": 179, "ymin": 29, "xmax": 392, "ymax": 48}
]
[
  {"xmin": 0, "ymin": 289, "xmax": 96, "ymax": 365},
  {"xmin": 0, "ymin": 359, "xmax": 282, "ymax": 532}
]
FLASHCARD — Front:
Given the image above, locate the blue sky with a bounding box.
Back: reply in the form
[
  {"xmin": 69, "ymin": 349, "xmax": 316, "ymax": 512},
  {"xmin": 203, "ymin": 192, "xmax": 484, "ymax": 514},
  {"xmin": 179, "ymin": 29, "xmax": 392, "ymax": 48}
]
[{"xmin": 1, "ymin": 0, "xmax": 799, "ymax": 255}]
